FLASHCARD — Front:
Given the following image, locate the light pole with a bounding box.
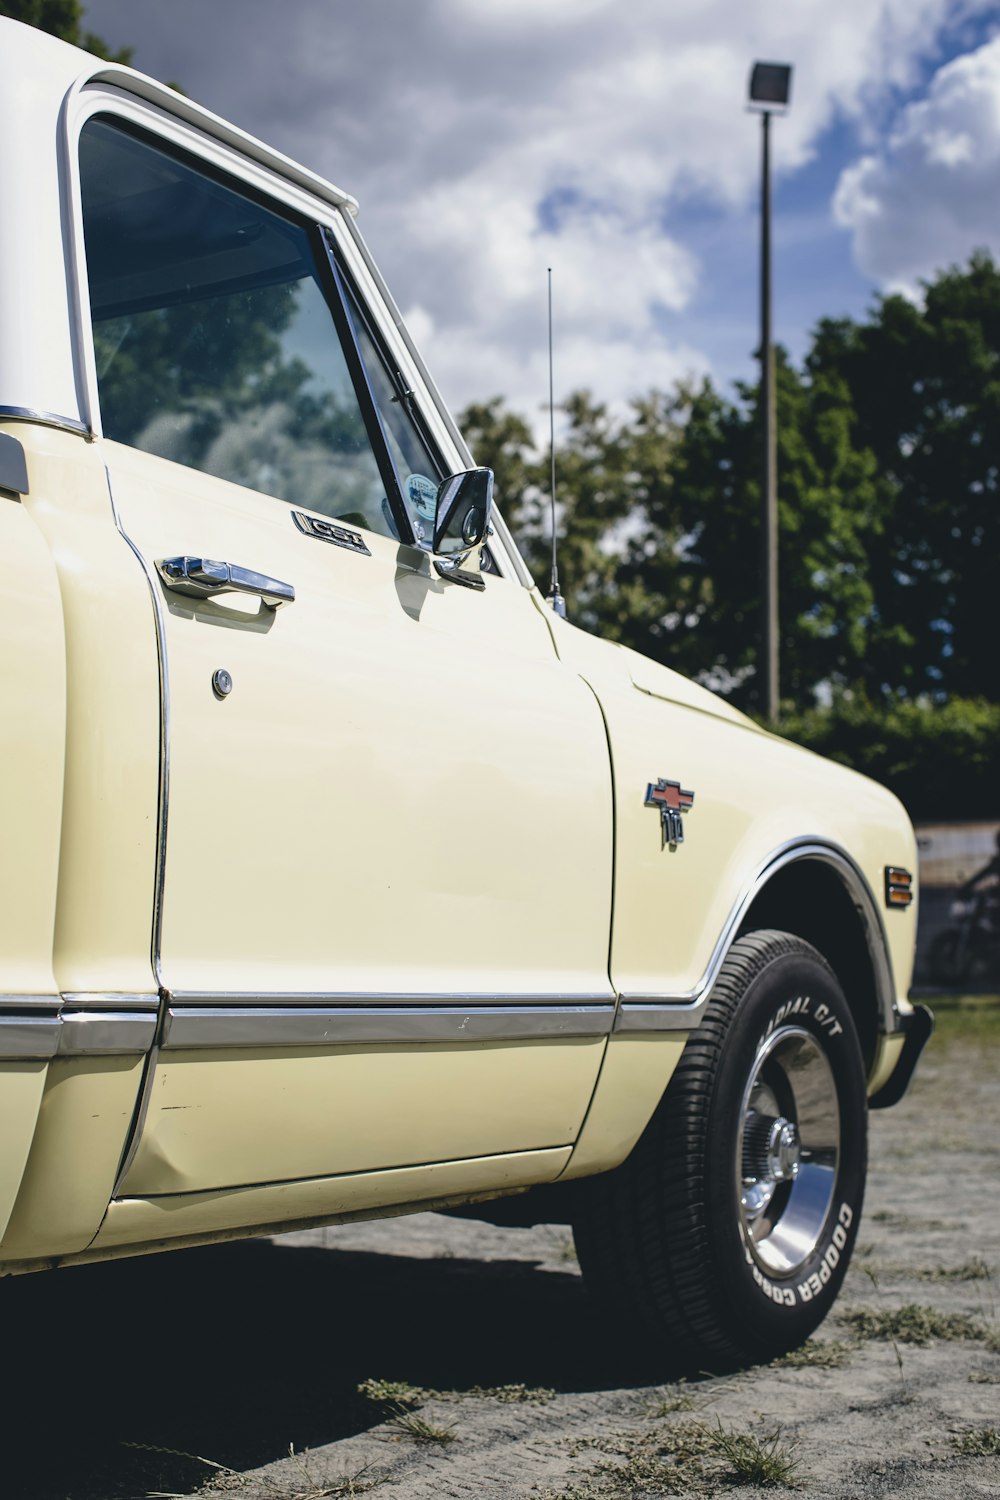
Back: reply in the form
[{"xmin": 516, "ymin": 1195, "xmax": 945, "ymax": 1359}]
[{"xmin": 749, "ymin": 61, "xmax": 792, "ymax": 722}]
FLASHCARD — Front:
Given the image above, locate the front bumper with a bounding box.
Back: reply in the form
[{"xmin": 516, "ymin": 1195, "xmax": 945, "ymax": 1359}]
[{"xmin": 869, "ymin": 1004, "xmax": 935, "ymax": 1110}]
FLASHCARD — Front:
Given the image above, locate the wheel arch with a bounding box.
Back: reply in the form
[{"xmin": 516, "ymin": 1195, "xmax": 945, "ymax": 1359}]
[{"xmin": 733, "ymin": 842, "xmax": 894, "ymax": 1071}]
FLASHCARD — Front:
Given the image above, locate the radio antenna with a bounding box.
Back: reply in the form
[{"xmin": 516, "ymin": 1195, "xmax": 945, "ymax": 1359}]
[{"xmin": 546, "ymin": 267, "xmax": 567, "ymax": 618}]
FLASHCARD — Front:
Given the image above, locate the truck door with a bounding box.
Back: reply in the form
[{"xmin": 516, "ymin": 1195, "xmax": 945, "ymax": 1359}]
[{"xmin": 76, "ymin": 109, "xmax": 614, "ymax": 1199}]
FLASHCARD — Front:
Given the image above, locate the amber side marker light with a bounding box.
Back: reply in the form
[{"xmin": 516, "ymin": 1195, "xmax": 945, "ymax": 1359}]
[{"xmin": 884, "ymin": 866, "xmax": 914, "ymax": 909}]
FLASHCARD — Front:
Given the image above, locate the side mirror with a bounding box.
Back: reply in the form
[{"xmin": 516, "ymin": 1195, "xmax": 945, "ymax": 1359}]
[{"xmin": 433, "ymin": 467, "xmax": 494, "ymax": 557}]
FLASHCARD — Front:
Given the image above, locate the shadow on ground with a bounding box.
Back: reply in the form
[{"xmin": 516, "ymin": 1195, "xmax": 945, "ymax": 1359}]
[{"xmin": 7, "ymin": 1232, "xmax": 657, "ymax": 1500}]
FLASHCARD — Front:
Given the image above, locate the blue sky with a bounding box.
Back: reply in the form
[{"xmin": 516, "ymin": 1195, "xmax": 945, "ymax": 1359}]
[
  {"xmin": 654, "ymin": 6, "xmax": 1000, "ymax": 391},
  {"xmin": 81, "ymin": 1, "xmax": 1000, "ymax": 426}
]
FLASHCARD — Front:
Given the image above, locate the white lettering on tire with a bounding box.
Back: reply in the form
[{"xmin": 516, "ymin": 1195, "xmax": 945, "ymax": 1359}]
[
  {"xmin": 758, "ymin": 995, "xmax": 844, "ymax": 1056},
  {"xmin": 795, "ymin": 1201, "xmax": 854, "ymax": 1302},
  {"xmin": 761, "ymin": 995, "xmax": 811, "ymax": 1045},
  {"xmin": 744, "ymin": 1201, "xmax": 856, "ymax": 1306}
]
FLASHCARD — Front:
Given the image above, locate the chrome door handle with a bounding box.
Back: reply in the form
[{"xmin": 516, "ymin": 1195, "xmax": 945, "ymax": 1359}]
[{"xmin": 156, "ymin": 557, "xmax": 295, "ymax": 609}]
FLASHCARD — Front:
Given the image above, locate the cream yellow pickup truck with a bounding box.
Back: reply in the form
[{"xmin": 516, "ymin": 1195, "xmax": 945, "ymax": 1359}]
[{"xmin": 0, "ymin": 17, "xmax": 931, "ymax": 1367}]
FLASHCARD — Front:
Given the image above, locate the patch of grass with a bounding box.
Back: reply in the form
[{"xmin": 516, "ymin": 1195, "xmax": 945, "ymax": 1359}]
[
  {"xmin": 277, "ymin": 1446, "xmax": 381, "ymax": 1498},
  {"xmin": 461, "ymin": 1382, "xmax": 555, "ymax": 1404},
  {"xmin": 951, "ymin": 1426, "xmax": 1000, "ymax": 1457},
  {"xmin": 573, "ymin": 1419, "xmax": 717, "ymax": 1497},
  {"xmin": 984, "ymin": 1328, "xmax": 1000, "ymax": 1354},
  {"xmin": 357, "ymin": 1377, "xmax": 426, "ymax": 1408},
  {"xmin": 858, "ymin": 1268, "xmax": 908, "ymax": 1392},
  {"xmin": 552, "ymin": 1418, "xmax": 801, "ymax": 1498},
  {"xmin": 358, "ymin": 1375, "xmax": 555, "ymax": 1409},
  {"xmin": 132, "ymin": 1442, "xmax": 381, "ymax": 1499},
  {"xmin": 355, "ymin": 1374, "xmax": 554, "ymax": 1404},
  {"xmin": 121, "ymin": 1441, "xmax": 244, "ymax": 1497},
  {"xmin": 869, "ymin": 1210, "xmax": 949, "ymax": 1230},
  {"xmin": 710, "ymin": 1421, "xmax": 801, "ymax": 1487},
  {"xmin": 385, "ymin": 1407, "xmax": 457, "ymax": 1445},
  {"xmin": 969, "ymin": 1370, "xmax": 1000, "ymax": 1383},
  {"xmin": 915, "ymin": 1258, "xmax": 993, "ymax": 1282},
  {"xmin": 772, "ymin": 1338, "xmax": 854, "ymax": 1369},
  {"xmin": 930, "ymin": 1000, "xmax": 1000, "ymax": 1047},
  {"xmin": 844, "ymin": 1303, "xmax": 982, "ymax": 1345},
  {"xmin": 645, "ymin": 1382, "xmax": 699, "ymax": 1415}
]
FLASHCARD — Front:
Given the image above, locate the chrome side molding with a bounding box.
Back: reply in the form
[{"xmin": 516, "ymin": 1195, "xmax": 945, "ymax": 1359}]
[
  {"xmin": 617, "ymin": 1002, "xmax": 701, "ymax": 1033},
  {"xmin": 58, "ymin": 1011, "xmax": 158, "ymax": 1056},
  {"xmin": 0, "ymin": 996, "xmax": 159, "ymax": 1059},
  {"xmin": 0, "ymin": 1013, "xmax": 61, "ymax": 1059},
  {"xmin": 0, "ymin": 990, "xmax": 615, "ymax": 1058},
  {"xmin": 162, "ymin": 1001, "xmax": 616, "ymax": 1050}
]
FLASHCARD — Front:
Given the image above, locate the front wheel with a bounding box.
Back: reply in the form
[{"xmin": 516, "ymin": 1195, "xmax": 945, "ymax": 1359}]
[{"xmin": 573, "ymin": 929, "xmax": 868, "ymax": 1368}]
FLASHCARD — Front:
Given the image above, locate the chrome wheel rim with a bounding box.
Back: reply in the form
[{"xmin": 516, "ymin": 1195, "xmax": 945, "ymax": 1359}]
[{"xmin": 737, "ymin": 1025, "xmax": 840, "ymax": 1276}]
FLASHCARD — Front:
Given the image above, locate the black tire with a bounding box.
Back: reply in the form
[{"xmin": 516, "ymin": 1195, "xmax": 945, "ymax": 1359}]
[{"xmin": 573, "ymin": 929, "xmax": 868, "ymax": 1369}]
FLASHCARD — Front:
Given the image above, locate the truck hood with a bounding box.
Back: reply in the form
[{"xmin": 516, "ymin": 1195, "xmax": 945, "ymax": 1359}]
[{"xmin": 542, "ymin": 606, "xmax": 759, "ymax": 732}]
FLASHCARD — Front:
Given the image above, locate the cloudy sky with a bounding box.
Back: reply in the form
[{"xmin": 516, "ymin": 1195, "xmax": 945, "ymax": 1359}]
[{"xmin": 80, "ymin": 0, "xmax": 1000, "ymax": 426}]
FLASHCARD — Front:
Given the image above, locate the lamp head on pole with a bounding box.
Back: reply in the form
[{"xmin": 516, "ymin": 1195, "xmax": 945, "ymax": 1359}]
[{"xmin": 748, "ymin": 61, "xmax": 793, "ymax": 112}]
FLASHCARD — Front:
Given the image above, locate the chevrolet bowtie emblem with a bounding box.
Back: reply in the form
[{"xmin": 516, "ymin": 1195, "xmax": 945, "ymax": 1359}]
[{"xmin": 645, "ymin": 778, "xmax": 695, "ymax": 849}]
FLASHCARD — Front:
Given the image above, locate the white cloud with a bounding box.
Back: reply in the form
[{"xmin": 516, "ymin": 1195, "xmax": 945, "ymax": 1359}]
[
  {"xmin": 834, "ymin": 34, "xmax": 1000, "ymax": 293},
  {"xmin": 82, "ymin": 0, "xmax": 999, "ymax": 413}
]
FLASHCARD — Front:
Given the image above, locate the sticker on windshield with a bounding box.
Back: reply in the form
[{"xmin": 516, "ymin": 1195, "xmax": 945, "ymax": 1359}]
[{"xmin": 405, "ymin": 473, "xmax": 438, "ymax": 523}]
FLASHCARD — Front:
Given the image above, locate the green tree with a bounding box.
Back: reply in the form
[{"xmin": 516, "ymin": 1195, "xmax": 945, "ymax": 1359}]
[
  {"xmin": 462, "ymin": 388, "xmax": 692, "ymax": 649},
  {"xmin": 465, "ymin": 365, "xmax": 888, "ymax": 716},
  {"xmin": 471, "ymin": 252, "xmax": 1000, "ymax": 723},
  {"xmin": 0, "ymin": 0, "xmax": 133, "ymax": 61},
  {"xmin": 808, "ymin": 250, "xmax": 1000, "ymax": 702},
  {"xmin": 459, "ymin": 397, "xmax": 539, "ymax": 567},
  {"xmin": 669, "ymin": 353, "xmax": 889, "ymax": 713},
  {"xmin": 779, "ymin": 694, "xmax": 1000, "ymax": 819}
]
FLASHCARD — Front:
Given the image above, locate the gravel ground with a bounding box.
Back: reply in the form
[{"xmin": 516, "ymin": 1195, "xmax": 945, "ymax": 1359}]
[{"xmin": 7, "ymin": 1001, "xmax": 998, "ymax": 1500}]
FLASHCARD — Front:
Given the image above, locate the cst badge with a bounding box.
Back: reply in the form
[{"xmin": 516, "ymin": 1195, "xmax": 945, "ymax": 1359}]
[
  {"xmin": 291, "ymin": 510, "xmax": 371, "ymax": 556},
  {"xmin": 645, "ymin": 778, "xmax": 695, "ymax": 849}
]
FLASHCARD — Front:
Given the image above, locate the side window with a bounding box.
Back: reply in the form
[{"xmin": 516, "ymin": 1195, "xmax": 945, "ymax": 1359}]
[
  {"xmin": 79, "ymin": 116, "xmax": 399, "ymax": 539},
  {"xmin": 341, "ymin": 279, "xmax": 443, "ymax": 547},
  {"xmin": 338, "ymin": 273, "xmax": 500, "ymax": 571}
]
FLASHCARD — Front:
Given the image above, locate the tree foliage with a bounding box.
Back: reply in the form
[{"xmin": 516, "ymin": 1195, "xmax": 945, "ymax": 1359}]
[
  {"xmin": 462, "ymin": 253, "xmax": 1000, "ymax": 812},
  {"xmin": 0, "ymin": 0, "xmax": 132, "ymax": 61},
  {"xmin": 808, "ymin": 251, "xmax": 1000, "ymax": 703},
  {"xmin": 778, "ymin": 695, "xmax": 1000, "ymax": 821}
]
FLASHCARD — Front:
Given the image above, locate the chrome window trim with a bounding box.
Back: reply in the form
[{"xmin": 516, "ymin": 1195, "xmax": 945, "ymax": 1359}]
[
  {"xmin": 0, "ymin": 405, "xmax": 91, "ymax": 438},
  {"xmin": 615, "ymin": 837, "xmax": 897, "ymax": 1035},
  {"xmin": 63, "ymin": 84, "xmax": 363, "ymax": 443},
  {"xmin": 76, "ymin": 74, "xmax": 358, "ymax": 218},
  {"xmin": 62, "ymin": 88, "xmax": 523, "ymax": 586},
  {"xmin": 162, "ymin": 1002, "xmax": 616, "ymax": 1050},
  {"xmin": 59, "ymin": 85, "xmax": 521, "ymax": 582}
]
